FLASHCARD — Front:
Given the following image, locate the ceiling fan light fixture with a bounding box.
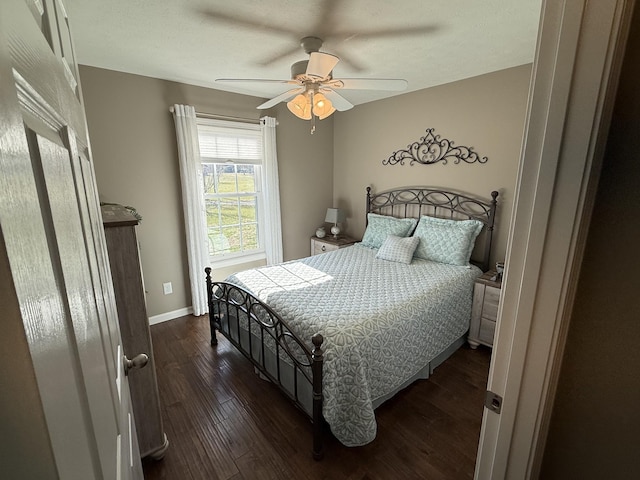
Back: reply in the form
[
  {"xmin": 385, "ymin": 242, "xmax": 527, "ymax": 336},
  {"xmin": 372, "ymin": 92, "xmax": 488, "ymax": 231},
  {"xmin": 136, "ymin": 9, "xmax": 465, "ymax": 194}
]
[
  {"xmin": 220, "ymin": 35, "xmax": 406, "ymax": 131},
  {"xmin": 287, "ymin": 93, "xmax": 312, "ymax": 120},
  {"xmin": 312, "ymin": 93, "xmax": 335, "ymax": 119}
]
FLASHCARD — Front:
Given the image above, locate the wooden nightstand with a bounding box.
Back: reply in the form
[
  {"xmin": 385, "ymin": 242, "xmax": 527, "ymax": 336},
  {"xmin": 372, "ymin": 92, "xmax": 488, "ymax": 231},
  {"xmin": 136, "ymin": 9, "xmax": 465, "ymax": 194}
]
[
  {"xmin": 468, "ymin": 270, "xmax": 502, "ymax": 349},
  {"xmin": 310, "ymin": 235, "xmax": 357, "ymax": 256}
]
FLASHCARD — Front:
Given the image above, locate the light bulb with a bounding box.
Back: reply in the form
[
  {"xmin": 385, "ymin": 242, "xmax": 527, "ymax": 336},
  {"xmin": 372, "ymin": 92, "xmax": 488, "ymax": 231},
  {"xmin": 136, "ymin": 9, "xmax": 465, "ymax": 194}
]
[{"xmin": 312, "ymin": 93, "xmax": 335, "ymax": 119}]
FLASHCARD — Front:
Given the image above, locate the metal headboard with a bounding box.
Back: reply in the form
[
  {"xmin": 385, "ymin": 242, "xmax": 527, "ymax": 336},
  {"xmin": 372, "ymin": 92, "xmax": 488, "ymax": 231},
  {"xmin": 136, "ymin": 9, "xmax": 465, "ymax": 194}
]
[{"xmin": 366, "ymin": 186, "xmax": 499, "ymax": 272}]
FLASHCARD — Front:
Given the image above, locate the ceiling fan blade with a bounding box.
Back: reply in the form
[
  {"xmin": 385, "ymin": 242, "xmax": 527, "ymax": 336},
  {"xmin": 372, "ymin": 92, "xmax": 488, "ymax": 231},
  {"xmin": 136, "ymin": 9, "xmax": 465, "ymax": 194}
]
[
  {"xmin": 322, "ymin": 89, "xmax": 353, "ymax": 111},
  {"xmin": 325, "ymin": 47, "xmax": 366, "ymax": 72},
  {"xmin": 326, "ymin": 78, "xmax": 408, "ymax": 91},
  {"xmin": 198, "ymin": 8, "xmax": 299, "ymax": 37},
  {"xmin": 257, "ymin": 45, "xmax": 302, "ymax": 67},
  {"xmin": 331, "ymin": 24, "xmax": 439, "ymax": 40},
  {"xmin": 257, "ymin": 87, "xmax": 305, "ymax": 109},
  {"xmin": 306, "ymin": 52, "xmax": 340, "ymax": 79},
  {"xmin": 216, "ymin": 78, "xmax": 299, "ymax": 85}
]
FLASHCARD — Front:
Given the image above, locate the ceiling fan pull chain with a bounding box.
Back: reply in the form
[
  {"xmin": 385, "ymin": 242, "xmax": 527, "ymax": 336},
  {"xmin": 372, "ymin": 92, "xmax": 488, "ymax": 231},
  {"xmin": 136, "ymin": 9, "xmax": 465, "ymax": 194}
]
[{"xmin": 310, "ymin": 91, "xmax": 316, "ymax": 134}]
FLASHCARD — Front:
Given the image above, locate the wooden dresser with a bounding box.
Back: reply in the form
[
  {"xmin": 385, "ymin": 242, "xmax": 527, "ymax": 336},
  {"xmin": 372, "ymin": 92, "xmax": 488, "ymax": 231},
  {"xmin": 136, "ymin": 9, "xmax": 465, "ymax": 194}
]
[
  {"xmin": 102, "ymin": 204, "xmax": 168, "ymax": 460},
  {"xmin": 468, "ymin": 270, "xmax": 502, "ymax": 349}
]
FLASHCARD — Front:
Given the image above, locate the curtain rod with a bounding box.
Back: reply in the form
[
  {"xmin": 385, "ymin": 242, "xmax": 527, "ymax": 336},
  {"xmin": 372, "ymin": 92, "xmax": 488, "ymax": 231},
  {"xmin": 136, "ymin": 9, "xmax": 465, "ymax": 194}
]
[
  {"xmin": 168, "ymin": 106, "xmax": 261, "ymax": 124},
  {"xmin": 197, "ymin": 111, "xmax": 261, "ymax": 124}
]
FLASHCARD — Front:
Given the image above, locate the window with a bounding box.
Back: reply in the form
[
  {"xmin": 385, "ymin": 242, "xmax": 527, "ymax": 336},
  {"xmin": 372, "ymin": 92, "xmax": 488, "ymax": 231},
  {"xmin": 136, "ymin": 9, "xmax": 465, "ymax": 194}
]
[{"xmin": 197, "ymin": 119, "xmax": 265, "ymax": 263}]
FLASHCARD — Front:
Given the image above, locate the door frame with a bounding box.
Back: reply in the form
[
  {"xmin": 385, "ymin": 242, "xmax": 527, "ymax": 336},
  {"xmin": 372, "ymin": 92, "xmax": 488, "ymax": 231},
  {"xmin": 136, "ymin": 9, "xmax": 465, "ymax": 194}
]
[{"xmin": 475, "ymin": 0, "xmax": 635, "ymax": 478}]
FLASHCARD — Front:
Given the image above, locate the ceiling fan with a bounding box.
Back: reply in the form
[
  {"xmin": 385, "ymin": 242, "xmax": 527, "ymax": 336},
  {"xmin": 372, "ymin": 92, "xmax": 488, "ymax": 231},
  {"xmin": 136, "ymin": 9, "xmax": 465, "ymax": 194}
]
[{"xmin": 216, "ymin": 36, "xmax": 408, "ymax": 132}]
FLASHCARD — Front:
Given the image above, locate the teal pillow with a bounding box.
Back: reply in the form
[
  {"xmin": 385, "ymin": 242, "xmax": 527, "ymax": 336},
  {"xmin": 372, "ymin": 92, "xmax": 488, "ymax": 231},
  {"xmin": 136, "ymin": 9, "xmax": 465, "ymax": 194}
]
[
  {"xmin": 376, "ymin": 235, "xmax": 420, "ymax": 264},
  {"xmin": 413, "ymin": 216, "xmax": 484, "ymax": 266},
  {"xmin": 361, "ymin": 213, "xmax": 418, "ymax": 249}
]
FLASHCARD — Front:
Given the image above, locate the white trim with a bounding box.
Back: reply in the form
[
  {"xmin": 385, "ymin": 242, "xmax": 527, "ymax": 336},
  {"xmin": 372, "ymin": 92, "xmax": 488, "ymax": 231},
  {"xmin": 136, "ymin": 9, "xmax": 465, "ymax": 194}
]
[
  {"xmin": 209, "ymin": 251, "xmax": 266, "ymax": 270},
  {"xmin": 475, "ymin": 0, "xmax": 632, "ymax": 478},
  {"xmin": 148, "ymin": 307, "xmax": 194, "ymax": 326},
  {"xmin": 196, "ymin": 115, "xmax": 282, "ymax": 266}
]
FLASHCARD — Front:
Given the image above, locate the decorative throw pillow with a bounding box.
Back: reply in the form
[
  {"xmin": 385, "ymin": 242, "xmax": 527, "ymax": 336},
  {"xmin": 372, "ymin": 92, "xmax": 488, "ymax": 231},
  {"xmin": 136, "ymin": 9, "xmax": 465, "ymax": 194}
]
[
  {"xmin": 376, "ymin": 235, "xmax": 420, "ymax": 264},
  {"xmin": 361, "ymin": 213, "xmax": 418, "ymax": 249},
  {"xmin": 412, "ymin": 216, "xmax": 484, "ymax": 266}
]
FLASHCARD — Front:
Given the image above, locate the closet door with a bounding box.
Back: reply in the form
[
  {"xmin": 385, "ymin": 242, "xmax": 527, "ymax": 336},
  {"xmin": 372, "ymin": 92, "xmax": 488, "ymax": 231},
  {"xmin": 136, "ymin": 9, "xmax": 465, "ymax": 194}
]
[{"xmin": 0, "ymin": 1, "xmax": 142, "ymax": 479}]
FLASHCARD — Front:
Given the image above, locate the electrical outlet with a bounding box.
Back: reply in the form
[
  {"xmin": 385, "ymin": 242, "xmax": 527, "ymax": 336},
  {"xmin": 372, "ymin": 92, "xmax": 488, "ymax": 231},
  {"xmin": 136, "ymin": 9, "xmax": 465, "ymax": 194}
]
[{"xmin": 162, "ymin": 282, "xmax": 173, "ymax": 295}]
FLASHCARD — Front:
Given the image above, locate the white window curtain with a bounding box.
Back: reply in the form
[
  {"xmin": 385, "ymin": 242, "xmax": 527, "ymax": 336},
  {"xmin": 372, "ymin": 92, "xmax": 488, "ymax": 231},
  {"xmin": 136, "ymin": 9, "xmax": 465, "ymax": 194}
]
[
  {"xmin": 171, "ymin": 104, "xmax": 209, "ymax": 316},
  {"xmin": 170, "ymin": 108, "xmax": 282, "ymax": 316},
  {"xmin": 260, "ymin": 116, "xmax": 283, "ymax": 265}
]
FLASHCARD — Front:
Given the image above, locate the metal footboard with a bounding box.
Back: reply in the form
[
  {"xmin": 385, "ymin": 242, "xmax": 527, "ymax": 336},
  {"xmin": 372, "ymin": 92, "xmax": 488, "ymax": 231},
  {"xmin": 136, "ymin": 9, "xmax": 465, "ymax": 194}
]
[{"xmin": 205, "ymin": 267, "xmax": 325, "ymax": 460}]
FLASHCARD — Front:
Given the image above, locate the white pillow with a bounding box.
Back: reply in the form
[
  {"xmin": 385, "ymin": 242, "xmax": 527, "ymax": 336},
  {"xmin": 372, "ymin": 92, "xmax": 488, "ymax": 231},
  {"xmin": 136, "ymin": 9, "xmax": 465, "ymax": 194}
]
[{"xmin": 376, "ymin": 235, "xmax": 420, "ymax": 264}]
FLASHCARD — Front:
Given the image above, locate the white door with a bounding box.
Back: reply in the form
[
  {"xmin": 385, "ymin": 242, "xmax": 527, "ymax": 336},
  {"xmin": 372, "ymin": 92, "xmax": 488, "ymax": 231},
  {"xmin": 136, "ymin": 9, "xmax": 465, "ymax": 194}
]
[
  {"xmin": 475, "ymin": 0, "xmax": 632, "ymax": 478},
  {"xmin": 0, "ymin": 1, "xmax": 142, "ymax": 479}
]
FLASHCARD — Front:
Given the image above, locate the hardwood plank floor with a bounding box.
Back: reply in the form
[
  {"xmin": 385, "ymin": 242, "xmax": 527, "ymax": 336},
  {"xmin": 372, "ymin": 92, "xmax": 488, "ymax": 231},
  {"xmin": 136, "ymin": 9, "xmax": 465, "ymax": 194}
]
[{"xmin": 143, "ymin": 315, "xmax": 491, "ymax": 480}]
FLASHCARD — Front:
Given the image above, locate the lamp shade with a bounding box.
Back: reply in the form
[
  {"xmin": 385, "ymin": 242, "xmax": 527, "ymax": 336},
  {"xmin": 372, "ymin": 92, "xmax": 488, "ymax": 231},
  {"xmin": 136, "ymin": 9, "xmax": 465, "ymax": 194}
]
[
  {"xmin": 312, "ymin": 92, "xmax": 335, "ymax": 120},
  {"xmin": 286, "ymin": 89, "xmax": 337, "ymax": 121},
  {"xmin": 287, "ymin": 94, "xmax": 312, "ymax": 120},
  {"xmin": 325, "ymin": 208, "xmax": 346, "ymax": 224}
]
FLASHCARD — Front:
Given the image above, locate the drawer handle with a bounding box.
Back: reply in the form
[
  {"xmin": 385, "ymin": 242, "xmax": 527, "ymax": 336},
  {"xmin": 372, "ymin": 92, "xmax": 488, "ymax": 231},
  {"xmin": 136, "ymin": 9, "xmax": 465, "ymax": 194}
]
[{"xmin": 321, "ymin": 245, "xmax": 326, "ymax": 251}]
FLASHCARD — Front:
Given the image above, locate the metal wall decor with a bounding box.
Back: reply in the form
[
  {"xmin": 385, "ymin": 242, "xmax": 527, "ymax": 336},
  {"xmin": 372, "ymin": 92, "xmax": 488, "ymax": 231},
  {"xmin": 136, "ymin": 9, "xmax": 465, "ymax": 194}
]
[{"xmin": 383, "ymin": 128, "xmax": 488, "ymax": 166}]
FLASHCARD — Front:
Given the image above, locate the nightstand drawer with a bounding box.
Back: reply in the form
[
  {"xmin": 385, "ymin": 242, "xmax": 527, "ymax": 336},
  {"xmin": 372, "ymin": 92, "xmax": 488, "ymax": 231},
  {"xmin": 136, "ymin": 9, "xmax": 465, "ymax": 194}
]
[
  {"xmin": 310, "ymin": 236, "xmax": 357, "ymax": 256},
  {"xmin": 479, "ymin": 318, "xmax": 496, "ymax": 344},
  {"xmin": 481, "ymin": 286, "xmax": 500, "ymax": 320},
  {"xmin": 313, "ymin": 242, "xmax": 338, "ymax": 255},
  {"xmin": 468, "ymin": 270, "xmax": 502, "ymax": 349}
]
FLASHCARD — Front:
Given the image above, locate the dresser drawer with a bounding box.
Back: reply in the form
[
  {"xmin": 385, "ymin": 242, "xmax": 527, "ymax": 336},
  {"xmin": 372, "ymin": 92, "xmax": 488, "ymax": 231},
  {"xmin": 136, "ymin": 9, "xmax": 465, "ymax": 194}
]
[{"xmin": 481, "ymin": 285, "xmax": 500, "ymax": 321}]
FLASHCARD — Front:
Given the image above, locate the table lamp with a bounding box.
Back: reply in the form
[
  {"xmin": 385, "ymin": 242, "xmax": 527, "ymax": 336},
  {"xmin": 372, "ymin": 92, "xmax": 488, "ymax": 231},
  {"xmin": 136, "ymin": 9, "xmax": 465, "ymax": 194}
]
[{"xmin": 325, "ymin": 208, "xmax": 346, "ymax": 238}]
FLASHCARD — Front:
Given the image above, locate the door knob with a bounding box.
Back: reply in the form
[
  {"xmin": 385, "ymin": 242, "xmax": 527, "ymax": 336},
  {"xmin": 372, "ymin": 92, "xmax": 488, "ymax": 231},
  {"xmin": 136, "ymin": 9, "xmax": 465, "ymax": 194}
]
[{"xmin": 123, "ymin": 353, "xmax": 149, "ymax": 375}]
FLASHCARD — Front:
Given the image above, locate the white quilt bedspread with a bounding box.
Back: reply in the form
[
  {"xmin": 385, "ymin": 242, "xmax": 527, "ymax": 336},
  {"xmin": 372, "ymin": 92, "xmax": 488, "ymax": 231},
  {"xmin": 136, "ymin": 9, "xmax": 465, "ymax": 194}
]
[{"xmin": 225, "ymin": 243, "xmax": 481, "ymax": 446}]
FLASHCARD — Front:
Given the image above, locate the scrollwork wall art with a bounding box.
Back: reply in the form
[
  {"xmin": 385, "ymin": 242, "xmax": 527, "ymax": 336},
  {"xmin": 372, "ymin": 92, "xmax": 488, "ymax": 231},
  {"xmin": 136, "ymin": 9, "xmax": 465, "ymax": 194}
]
[{"xmin": 383, "ymin": 128, "xmax": 488, "ymax": 166}]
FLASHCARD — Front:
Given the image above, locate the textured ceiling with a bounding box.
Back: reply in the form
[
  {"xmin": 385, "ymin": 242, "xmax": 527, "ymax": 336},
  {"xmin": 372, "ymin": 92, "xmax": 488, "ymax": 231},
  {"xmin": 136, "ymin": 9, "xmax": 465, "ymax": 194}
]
[{"xmin": 65, "ymin": 0, "xmax": 542, "ymax": 106}]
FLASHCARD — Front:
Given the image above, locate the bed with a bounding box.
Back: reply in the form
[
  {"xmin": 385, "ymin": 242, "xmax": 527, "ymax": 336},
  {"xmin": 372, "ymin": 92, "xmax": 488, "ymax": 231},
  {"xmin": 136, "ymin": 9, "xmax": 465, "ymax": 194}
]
[{"xmin": 205, "ymin": 186, "xmax": 498, "ymax": 459}]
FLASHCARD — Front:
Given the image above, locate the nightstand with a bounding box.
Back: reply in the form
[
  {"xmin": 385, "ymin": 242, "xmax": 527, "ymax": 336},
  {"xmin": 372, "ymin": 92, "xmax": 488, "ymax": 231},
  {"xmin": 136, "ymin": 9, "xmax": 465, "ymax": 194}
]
[
  {"xmin": 310, "ymin": 235, "xmax": 357, "ymax": 256},
  {"xmin": 468, "ymin": 270, "xmax": 502, "ymax": 349}
]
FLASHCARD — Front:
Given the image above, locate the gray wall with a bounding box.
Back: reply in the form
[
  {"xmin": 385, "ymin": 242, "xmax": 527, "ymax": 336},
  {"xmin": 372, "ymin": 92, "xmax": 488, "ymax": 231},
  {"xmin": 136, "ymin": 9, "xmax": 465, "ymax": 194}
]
[
  {"xmin": 80, "ymin": 66, "xmax": 333, "ymax": 318},
  {"xmin": 80, "ymin": 64, "xmax": 531, "ymax": 319},
  {"xmin": 540, "ymin": 4, "xmax": 640, "ymax": 477},
  {"xmin": 333, "ymin": 64, "xmax": 532, "ymax": 267}
]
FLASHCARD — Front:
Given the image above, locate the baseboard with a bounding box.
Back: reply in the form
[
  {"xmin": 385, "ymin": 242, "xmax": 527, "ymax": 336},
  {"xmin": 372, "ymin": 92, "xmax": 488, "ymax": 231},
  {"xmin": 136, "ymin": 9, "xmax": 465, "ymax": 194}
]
[{"xmin": 148, "ymin": 306, "xmax": 193, "ymax": 325}]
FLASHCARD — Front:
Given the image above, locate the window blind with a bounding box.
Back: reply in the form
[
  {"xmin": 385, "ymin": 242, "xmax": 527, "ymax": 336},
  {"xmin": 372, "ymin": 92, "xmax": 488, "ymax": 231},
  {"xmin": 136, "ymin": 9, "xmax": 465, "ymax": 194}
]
[{"xmin": 197, "ymin": 122, "xmax": 262, "ymax": 165}]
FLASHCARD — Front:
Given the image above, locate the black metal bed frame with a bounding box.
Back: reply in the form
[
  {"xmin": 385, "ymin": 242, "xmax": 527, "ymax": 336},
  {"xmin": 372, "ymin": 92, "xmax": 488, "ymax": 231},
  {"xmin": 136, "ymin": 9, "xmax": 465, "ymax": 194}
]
[
  {"xmin": 205, "ymin": 186, "xmax": 498, "ymax": 460},
  {"xmin": 366, "ymin": 186, "xmax": 498, "ymax": 272},
  {"xmin": 204, "ymin": 274, "xmax": 325, "ymax": 459}
]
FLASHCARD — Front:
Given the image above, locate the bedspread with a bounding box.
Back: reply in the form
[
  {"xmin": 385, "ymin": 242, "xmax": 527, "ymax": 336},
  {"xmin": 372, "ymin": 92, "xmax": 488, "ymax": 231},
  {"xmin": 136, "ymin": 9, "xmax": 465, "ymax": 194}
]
[{"xmin": 226, "ymin": 243, "xmax": 481, "ymax": 446}]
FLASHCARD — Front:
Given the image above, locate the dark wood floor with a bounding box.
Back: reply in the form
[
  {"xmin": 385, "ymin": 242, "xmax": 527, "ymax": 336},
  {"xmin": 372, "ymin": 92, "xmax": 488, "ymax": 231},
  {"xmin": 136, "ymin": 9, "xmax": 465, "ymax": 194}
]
[{"xmin": 143, "ymin": 315, "xmax": 491, "ymax": 480}]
